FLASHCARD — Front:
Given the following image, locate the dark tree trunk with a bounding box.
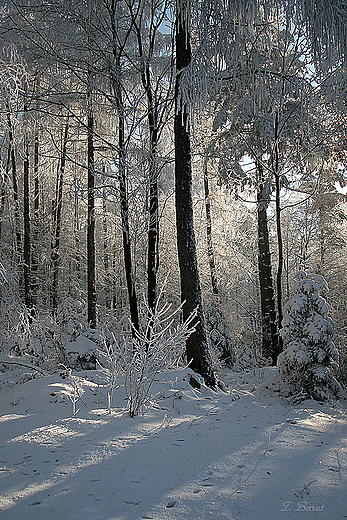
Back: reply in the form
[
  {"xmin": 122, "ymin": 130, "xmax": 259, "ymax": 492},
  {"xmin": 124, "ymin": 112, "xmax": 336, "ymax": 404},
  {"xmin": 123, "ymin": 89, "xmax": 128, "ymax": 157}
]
[
  {"xmin": 132, "ymin": 16, "xmax": 160, "ymax": 314},
  {"xmin": 146, "ymin": 104, "xmax": 159, "ymax": 314},
  {"xmin": 110, "ymin": 6, "xmax": 139, "ymax": 331},
  {"xmin": 50, "ymin": 119, "xmax": 69, "ymax": 313},
  {"xmin": 256, "ymin": 160, "xmax": 278, "ymax": 365},
  {"xmin": 175, "ymin": 0, "xmax": 215, "ymax": 387},
  {"xmin": 8, "ymin": 110, "xmax": 21, "ymax": 257},
  {"xmin": 73, "ymin": 173, "xmax": 81, "ymax": 283},
  {"xmin": 102, "ymin": 181, "xmax": 111, "ymax": 309},
  {"xmin": 87, "ymin": 108, "xmax": 96, "ymax": 329},
  {"xmin": 203, "ymin": 159, "xmax": 218, "ymax": 296},
  {"xmin": 118, "ymin": 109, "xmax": 139, "ymax": 332},
  {"xmin": 274, "ymin": 114, "xmax": 283, "ymax": 354},
  {"xmin": 31, "ymin": 123, "xmax": 39, "ymax": 305},
  {"xmin": 23, "ymin": 119, "xmax": 32, "ymax": 311},
  {"xmin": 112, "ymin": 67, "xmax": 139, "ymax": 330}
]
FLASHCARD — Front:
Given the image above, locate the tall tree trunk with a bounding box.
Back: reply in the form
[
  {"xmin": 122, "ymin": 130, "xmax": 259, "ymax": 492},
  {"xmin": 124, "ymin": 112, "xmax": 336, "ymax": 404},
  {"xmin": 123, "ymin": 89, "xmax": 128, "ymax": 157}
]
[
  {"xmin": 74, "ymin": 171, "xmax": 81, "ymax": 281},
  {"xmin": 256, "ymin": 160, "xmax": 278, "ymax": 365},
  {"xmin": 134, "ymin": 22, "xmax": 160, "ymax": 313},
  {"xmin": 175, "ymin": 0, "xmax": 215, "ymax": 386},
  {"xmin": 112, "ymin": 70, "xmax": 139, "ymax": 330},
  {"xmin": 87, "ymin": 0, "xmax": 97, "ymax": 329},
  {"xmin": 146, "ymin": 94, "xmax": 159, "ymax": 314},
  {"xmin": 203, "ymin": 158, "xmax": 218, "ymax": 296},
  {"xmin": 110, "ymin": 9, "xmax": 139, "ymax": 332},
  {"xmin": 87, "ymin": 105, "xmax": 96, "ymax": 328},
  {"xmin": 118, "ymin": 105, "xmax": 139, "ymax": 332},
  {"xmin": 23, "ymin": 110, "xmax": 32, "ymax": 311},
  {"xmin": 50, "ymin": 119, "xmax": 69, "ymax": 314},
  {"xmin": 8, "ymin": 110, "xmax": 21, "ymax": 258},
  {"xmin": 274, "ymin": 113, "xmax": 283, "ymax": 354},
  {"xmin": 31, "ymin": 121, "xmax": 39, "ymax": 305},
  {"xmin": 103, "ymin": 180, "xmax": 110, "ymax": 309}
]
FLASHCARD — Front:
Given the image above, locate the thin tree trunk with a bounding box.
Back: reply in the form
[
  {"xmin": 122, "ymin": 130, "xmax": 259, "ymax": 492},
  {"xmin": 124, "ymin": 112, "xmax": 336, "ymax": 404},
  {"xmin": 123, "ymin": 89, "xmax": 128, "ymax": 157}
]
[
  {"xmin": 256, "ymin": 160, "xmax": 278, "ymax": 365},
  {"xmin": 103, "ymin": 180, "xmax": 110, "ymax": 309},
  {"xmin": 274, "ymin": 113, "xmax": 283, "ymax": 354},
  {"xmin": 23, "ymin": 109, "xmax": 32, "ymax": 311},
  {"xmin": 87, "ymin": 0, "xmax": 97, "ymax": 329},
  {"xmin": 175, "ymin": 0, "xmax": 215, "ymax": 387},
  {"xmin": 110, "ymin": 10, "xmax": 139, "ymax": 332},
  {"xmin": 50, "ymin": 119, "xmax": 69, "ymax": 314},
  {"xmin": 31, "ymin": 121, "xmax": 39, "ymax": 305},
  {"xmin": 118, "ymin": 106, "xmax": 139, "ymax": 332},
  {"xmin": 87, "ymin": 105, "xmax": 96, "ymax": 328},
  {"xmin": 8, "ymin": 110, "xmax": 21, "ymax": 257},
  {"xmin": 74, "ymin": 172, "xmax": 81, "ymax": 285},
  {"xmin": 146, "ymin": 100, "xmax": 159, "ymax": 314},
  {"xmin": 203, "ymin": 158, "xmax": 218, "ymax": 296},
  {"xmin": 113, "ymin": 71, "xmax": 139, "ymax": 330},
  {"xmin": 134, "ymin": 23, "xmax": 159, "ymax": 313}
]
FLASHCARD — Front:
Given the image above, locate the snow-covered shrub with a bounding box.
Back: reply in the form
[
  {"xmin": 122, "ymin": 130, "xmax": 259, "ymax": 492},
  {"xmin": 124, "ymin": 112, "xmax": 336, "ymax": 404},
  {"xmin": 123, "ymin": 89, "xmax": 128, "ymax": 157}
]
[
  {"xmin": 0, "ymin": 250, "xmax": 28, "ymax": 354},
  {"xmin": 234, "ymin": 344, "xmax": 256, "ymax": 372},
  {"xmin": 125, "ymin": 298, "xmax": 197, "ymax": 417},
  {"xmin": 96, "ymin": 334, "xmax": 129, "ymax": 413},
  {"xmin": 55, "ymin": 297, "xmax": 86, "ymax": 339},
  {"xmin": 277, "ymin": 271, "xmax": 339, "ymax": 401},
  {"xmin": 97, "ymin": 285, "xmax": 198, "ymax": 416},
  {"xmin": 204, "ymin": 305, "xmax": 235, "ymax": 368}
]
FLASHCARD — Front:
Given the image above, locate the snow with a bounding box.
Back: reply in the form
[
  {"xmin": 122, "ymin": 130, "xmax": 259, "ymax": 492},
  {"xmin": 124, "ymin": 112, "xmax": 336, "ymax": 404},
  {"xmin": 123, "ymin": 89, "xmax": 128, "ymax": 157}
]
[{"xmin": 0, "ymin": 357, "xmax": 347, "ymax": 520}]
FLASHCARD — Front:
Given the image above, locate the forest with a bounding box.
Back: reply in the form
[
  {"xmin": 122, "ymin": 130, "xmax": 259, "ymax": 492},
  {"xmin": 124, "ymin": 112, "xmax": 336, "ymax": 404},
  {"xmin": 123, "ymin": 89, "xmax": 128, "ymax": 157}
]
[
  {"xmin": 1, "ymin": 1, "xmax": 347, "ymax": 519},
  {"xmin": 0, "ymin": 0, "xmax": 346, "ymax": 395}
]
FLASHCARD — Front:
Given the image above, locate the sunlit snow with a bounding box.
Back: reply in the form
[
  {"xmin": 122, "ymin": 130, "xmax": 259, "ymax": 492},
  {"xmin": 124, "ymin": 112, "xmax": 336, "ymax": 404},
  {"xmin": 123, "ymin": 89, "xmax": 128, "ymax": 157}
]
[{"xmin": 0, "ymin": 352, "xmax": 346, "ymax": 520}]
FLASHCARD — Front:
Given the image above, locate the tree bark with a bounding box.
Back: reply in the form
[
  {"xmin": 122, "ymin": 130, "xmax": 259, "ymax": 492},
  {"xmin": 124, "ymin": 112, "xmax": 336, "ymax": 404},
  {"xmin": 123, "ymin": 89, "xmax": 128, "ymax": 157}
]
[
  {"xmin": 110, "ymin": 26, "xmax": 139, "ymax": 331},
  {"xmin": 132, "ymin": 15, "xmax": 160, "ymax": 314},
  {"xmin": 256, "ymin": 160, "xmax": 278, "ymax": 365},
  {"xmin": 8, "ymin": 110, "xmax": 21, "ymax": 257},
  {"xmin": 203, "ymin": 158, "xmax": 219, "ymax": 296},
  {"xmin": 31, "ymin": 120, "xmax": 39, "ymax": 305},
  {"xmin": 175, "ymin": 0, "xmax": 215, "ymax": 386},
  {"xmin": 50, "ymin": 119, "xmax": 69, "ymax": 314},
  {"xmin": 103, "ymin": 180, "xmax": 111, "ymax": 309},
  {"xmin": 23, "ymin": 110, "xmax": 32, "ymax": 311},
  {"xmin": 87, "ymin": 106, "xmax": 97, "ymax": 328},
  {"xmin": 274, "ymin": 113, "xmax": 283, "ymax": 354}
]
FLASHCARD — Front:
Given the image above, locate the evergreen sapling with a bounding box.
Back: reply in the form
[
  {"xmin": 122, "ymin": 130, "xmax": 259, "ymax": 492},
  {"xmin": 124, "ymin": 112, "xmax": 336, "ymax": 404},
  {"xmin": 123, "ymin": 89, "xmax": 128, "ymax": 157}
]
[{"xmin": 277, "ymin": 271, "xmax": 340, "ymax": 401}]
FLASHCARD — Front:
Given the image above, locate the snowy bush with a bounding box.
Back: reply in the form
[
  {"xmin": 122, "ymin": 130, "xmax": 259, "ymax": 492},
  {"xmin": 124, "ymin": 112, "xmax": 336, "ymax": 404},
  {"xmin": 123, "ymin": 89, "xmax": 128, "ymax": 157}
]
[
  {"xmin": 97, "ymin": 287, "xmax": 198, "ymax": 417},
  {"xmin": 277, "ymin": 271, "xmax": 340, "ymax": 401},
  {"xmin": 0, "ymin": 251, "xmax": 28, "ymax": 354},
  {"xmin": 96, "ymin": 334, "xmax": 128, "ymax": 413},
  {"xmin": 125, "ymin": 298, "xmax": 197, "ymax": 417},
  {"xmin": 204, "ymin": 305, "xmax": 235, "ymax": 368},
  {"xmin": 234, "ymin": 344, "xmax": 256, "ymax": 372},
  {"xmin": 55, "ymin": 297, "xmax": 86, "ymax": 339}
]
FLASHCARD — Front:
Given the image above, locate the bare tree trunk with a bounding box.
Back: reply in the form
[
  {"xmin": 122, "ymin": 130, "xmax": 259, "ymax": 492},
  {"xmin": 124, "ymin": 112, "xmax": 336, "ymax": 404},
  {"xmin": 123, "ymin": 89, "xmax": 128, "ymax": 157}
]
[
  {"xmin": 112, "ymin": 69, "xmax": 139, "ymax": 330},
  {"xmin": 74, "ymin": 169, "xmax": 81, "ymax": 279},
  {"xmin": 203, "ymin": 158, "xmax": 218, "ymax": 296},
  {"xmin": 50, "ymin": 119, "xmax": 69, "ymax": 314},
  {"xmin": 23, "ymin": 108, "xmax": 32, "ymax": 312},
  {"xmin": 87, "ymin": 105, "xmax": 96, "ymax": 328},
  {"xmin": 7, "ymin": 110, "xmax": 21, "ymax": 258},
  {"xmin": 103, "ymin": 180, "xmax": 111, "ymax": 309},
  {"xmin": 256, "ymin": 160, "xmax": 278, "ymax": 365},
  {"xmin": 131, "ymin": 13, "xmax": 160, "ymax": 314},
  {"xmin": 175, "ymin": 0, "xmax": 215, "ymax": 387},
  {"xmin": 110, "ymin": 8, "xmax": 139, "ymax": 332},
  {"xmin": 31, "ymin": 120, "xmax": 39, "ymax": 305},
  {"xmin": 274, "ymin": 113, "xmax": 283, "ymax": 354}
]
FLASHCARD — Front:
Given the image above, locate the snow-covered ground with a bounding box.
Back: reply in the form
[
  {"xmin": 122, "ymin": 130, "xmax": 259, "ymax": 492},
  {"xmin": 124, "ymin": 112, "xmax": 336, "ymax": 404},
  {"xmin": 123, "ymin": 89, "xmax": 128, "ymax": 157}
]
[{"xmin": 0, "ymin": 358, "xmax": 346, "ymax": 520}]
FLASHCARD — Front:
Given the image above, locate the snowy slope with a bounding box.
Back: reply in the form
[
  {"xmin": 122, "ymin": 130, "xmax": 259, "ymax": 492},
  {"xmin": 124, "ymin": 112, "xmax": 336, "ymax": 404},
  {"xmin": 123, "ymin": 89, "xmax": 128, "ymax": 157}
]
[{"xmin": 0, "ymin": 361, "xmax": 346, "ymax": 520}]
